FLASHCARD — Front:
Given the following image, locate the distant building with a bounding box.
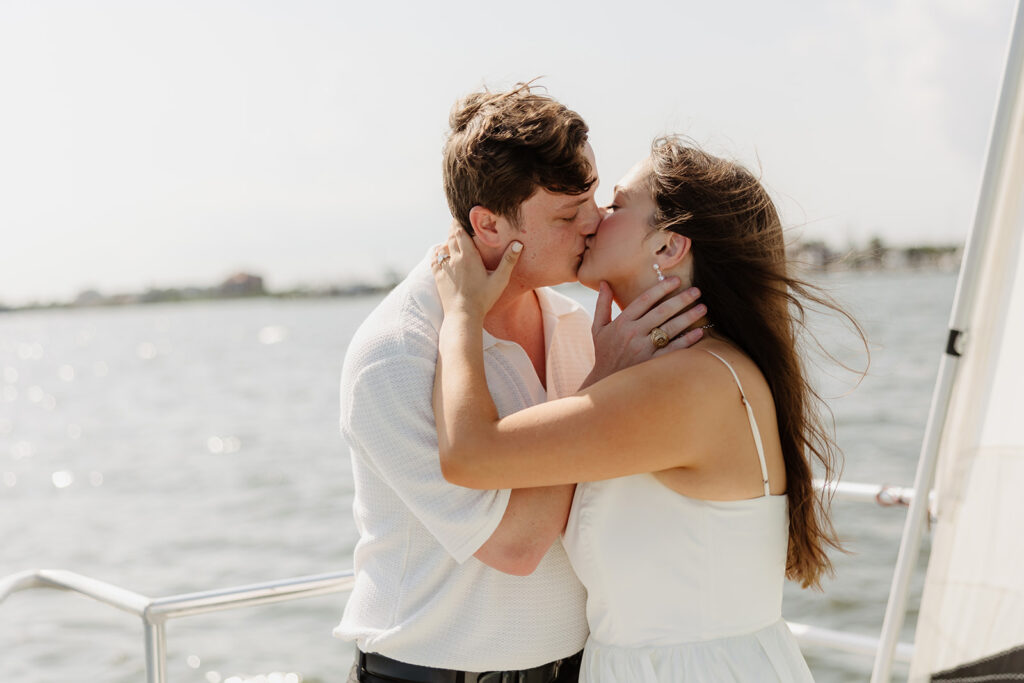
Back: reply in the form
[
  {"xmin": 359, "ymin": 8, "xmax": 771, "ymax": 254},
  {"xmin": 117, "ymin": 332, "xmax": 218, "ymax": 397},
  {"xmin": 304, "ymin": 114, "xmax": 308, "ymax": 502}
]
[
  {"xmin": 788, "ymin": 240, "xmax": 838, "ymax": 270},
  {"xmin": 903, "ymin": 245, "xmax": 962, "ymax": 270},
  {"xmin": 219, "ymin": 272, "xmax": 265, "ymax": 297},
  {"xmin": 73, "ymin": 289, "xmax": 105, "ymax": 307},
  {"xmin": 181, "ymin": 287, "xmax": 208, "ymax": 300}
]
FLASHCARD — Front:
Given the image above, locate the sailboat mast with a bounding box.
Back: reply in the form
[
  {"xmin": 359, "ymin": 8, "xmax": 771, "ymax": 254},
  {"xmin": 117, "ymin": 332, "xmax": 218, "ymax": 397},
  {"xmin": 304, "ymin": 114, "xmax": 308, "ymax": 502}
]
[{"xmin": 870, "ymin": 1, "xmax": 1024, "ymax": 680}]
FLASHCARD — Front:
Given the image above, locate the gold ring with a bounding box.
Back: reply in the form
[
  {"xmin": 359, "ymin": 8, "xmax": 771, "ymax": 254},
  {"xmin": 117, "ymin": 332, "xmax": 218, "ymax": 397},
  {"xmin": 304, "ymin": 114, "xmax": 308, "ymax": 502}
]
[
  {"xmin": 649, "ymin": 327, "xmax": 669, "ymax": 349},
  {"xmin": 437, "ymin": 251, "xmax": 451, "ymax": 265}
]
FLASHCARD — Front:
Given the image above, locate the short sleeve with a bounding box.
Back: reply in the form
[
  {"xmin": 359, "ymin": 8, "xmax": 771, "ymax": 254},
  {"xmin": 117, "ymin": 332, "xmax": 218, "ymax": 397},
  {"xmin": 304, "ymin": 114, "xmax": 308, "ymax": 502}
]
[{"xmin": 342, "ymin": 353, "xmax": 511, "ymax": 563}]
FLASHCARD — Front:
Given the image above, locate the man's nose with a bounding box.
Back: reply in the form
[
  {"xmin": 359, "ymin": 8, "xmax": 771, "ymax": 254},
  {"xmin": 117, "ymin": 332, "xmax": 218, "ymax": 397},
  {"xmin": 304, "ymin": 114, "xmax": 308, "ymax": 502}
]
[{"xmin": 580, "ymin": 199, "xmax": 602, "ymax": 236}]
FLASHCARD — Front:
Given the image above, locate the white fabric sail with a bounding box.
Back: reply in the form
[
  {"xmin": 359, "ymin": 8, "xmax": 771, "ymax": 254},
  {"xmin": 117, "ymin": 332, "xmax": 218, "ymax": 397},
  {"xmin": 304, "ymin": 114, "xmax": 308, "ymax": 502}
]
[{"xmin": 907, "ymin": 9, "xmax": 1024, "ymax": 678}]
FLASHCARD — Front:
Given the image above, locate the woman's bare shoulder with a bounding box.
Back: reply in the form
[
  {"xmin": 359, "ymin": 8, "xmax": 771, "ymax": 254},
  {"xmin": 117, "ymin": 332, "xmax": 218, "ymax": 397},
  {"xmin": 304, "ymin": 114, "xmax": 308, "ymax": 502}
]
[
  {"xmin": 583, "ymin": 342, "xmax": 753, "ymax": 424},
  {"xmin": 640, "ymin": 340, "xmax": 757, "ymax": 384},
  {"xmin": 674, "ymin": 341, "xmax": 768, "ymax": 386}
]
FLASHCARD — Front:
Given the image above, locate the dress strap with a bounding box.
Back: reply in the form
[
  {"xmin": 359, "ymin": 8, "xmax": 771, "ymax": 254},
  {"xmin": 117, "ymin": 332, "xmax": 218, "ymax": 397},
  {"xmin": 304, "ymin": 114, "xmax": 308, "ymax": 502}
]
[{"xmin": 703, "ymin": 350, "xmax": 771, "ymax": 496}]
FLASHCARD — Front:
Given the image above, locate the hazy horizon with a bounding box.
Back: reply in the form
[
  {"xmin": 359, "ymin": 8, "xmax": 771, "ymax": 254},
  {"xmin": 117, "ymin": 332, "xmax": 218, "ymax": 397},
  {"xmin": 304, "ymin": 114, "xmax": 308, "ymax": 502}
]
[{"xmin": 1, "ymin": 0, "xmax": 1016, "ymax": 305}]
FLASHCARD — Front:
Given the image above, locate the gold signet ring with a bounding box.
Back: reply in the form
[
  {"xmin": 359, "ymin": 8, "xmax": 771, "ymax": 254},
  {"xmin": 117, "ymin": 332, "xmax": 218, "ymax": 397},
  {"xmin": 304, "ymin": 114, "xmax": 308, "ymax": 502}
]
[{"xmin": 649, "ymin": 327, "xmax": 670, "ymax": 349}]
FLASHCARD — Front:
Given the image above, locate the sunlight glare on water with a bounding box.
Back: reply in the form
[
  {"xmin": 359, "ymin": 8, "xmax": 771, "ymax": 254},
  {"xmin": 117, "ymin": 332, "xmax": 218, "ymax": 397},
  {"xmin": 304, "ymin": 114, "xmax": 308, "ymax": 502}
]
[{"xmin": 51, "ymin": 471, "xmax": 74, "ymax": 489}]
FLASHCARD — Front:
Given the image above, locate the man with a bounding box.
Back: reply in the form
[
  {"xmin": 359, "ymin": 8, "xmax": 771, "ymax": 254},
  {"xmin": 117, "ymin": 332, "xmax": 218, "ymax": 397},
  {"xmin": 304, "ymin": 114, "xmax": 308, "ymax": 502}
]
[{"xmin": 336, "ymin": 84, "xmax": 601, "ymax": 683}]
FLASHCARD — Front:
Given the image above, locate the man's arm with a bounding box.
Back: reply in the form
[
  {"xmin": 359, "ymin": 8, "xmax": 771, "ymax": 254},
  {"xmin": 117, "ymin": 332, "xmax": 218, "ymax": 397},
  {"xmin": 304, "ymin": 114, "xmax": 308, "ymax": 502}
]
[{"xmin": 473, "ymin": 484, "xmax": 575, "ymax": 576}]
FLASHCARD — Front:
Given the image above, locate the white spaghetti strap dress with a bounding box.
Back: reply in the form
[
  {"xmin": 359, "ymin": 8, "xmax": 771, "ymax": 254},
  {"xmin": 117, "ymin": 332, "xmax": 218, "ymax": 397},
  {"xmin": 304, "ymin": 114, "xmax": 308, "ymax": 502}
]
[{"xmin": 562, "ymin": 351, "xmax": 815, "ymax": 681}]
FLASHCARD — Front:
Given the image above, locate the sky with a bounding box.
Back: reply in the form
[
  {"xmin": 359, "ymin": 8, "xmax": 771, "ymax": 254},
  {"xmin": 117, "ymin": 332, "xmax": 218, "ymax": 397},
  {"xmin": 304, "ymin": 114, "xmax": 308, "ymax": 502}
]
[{"xmin": 0, "ymin": 0, "xmax": 1017, "ymax": 305}]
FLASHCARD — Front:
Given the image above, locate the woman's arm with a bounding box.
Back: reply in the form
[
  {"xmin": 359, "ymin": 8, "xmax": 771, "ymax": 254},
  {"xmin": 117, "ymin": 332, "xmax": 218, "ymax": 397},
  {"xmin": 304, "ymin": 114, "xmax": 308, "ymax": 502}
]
[
  {"xmin": 436, "ymin": 315, "xmax": 730, "ymax": 488},
  {"xmin": 431, "ymin": 229, "xmax": 728, "ymax": 490}
]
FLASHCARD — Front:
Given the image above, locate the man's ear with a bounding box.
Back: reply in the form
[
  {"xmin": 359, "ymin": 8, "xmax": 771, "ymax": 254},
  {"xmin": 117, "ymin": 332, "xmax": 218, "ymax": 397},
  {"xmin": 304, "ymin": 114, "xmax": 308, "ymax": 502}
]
[
  {"xmin": 654, "ymin": 232, "xmax": 691, "ymax": 269},
  {"xmin": 468, "ymin": 206, "xmax": 502, "ymax": 248}
]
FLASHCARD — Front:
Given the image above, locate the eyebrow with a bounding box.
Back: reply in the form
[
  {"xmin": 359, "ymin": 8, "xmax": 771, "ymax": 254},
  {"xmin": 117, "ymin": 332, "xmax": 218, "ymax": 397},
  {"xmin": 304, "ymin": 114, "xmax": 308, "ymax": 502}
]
[{"xmin": 558, "ymin": 196, "xmax": 590, "ymax": 210}]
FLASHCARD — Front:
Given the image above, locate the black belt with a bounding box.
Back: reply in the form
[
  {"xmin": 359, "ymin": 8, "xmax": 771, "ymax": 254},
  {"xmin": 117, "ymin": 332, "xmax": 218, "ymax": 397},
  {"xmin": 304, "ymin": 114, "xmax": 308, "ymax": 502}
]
[{"xmin": 357, "ymin": 649, "xmax": 582, "ymax": 683}]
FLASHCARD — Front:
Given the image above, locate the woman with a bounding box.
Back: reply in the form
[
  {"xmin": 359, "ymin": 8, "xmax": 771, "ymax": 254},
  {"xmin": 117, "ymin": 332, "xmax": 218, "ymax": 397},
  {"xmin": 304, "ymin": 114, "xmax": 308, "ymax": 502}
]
[{"xmin": 431, "ymin": 137, "xmax": 854, "ymax": 681}]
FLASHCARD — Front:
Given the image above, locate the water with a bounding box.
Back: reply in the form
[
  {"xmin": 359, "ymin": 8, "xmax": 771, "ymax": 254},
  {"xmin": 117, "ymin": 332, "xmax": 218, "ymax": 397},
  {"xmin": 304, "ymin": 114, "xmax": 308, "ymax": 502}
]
[{"xmin": 0, "ymin": 270, "xmax": 957, "ymax": 682}]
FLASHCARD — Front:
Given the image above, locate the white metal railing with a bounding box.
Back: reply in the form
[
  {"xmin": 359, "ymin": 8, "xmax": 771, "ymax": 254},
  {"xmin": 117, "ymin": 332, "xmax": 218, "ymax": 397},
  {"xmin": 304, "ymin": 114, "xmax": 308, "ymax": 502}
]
[
  {"xmin": 1, "ymin": 479, "xmax": 921, "ymax": 681},
  {"xmin": 815, "ymin": 479, "xmax": 925, "ymax": 509},
  {"xmin": 0, "ymin": 568, "xmax": 354, "ymax": 683},
  {"xmin": 788, "ymin": 621, "xmax": 913, "ymax": 663}
]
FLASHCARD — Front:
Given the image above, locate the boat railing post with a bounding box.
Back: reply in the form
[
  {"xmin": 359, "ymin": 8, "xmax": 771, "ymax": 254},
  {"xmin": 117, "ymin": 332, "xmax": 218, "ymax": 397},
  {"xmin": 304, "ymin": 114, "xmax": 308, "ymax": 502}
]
[
  {"xmin": 869, "ymin": 360, "xmax": 956, "ymax": 682},
  {"xmin": 143, "ymin": 614, "xmax": 167, "ymax": 683},
  {"xmin": 0, "ymin": 569, "xmax": 354, "ymax": 681}
]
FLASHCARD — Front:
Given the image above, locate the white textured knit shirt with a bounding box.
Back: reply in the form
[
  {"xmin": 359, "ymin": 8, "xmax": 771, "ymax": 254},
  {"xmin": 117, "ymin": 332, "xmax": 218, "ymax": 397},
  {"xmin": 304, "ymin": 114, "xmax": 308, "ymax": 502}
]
[{"xmin": 334, "ymin": 252, "xmax": 593, "ymax": 671}]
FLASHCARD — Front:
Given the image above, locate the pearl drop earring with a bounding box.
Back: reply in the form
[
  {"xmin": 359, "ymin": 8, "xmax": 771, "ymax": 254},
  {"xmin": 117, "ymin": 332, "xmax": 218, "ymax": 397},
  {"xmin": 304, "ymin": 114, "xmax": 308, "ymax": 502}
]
[{"xmin": 652, "ymin": 263, "xmax": 665, "ymax": 282}]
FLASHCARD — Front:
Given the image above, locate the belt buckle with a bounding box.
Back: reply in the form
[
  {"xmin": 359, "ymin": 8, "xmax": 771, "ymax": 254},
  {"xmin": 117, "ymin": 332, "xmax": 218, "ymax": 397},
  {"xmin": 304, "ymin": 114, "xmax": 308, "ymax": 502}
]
[
  {"xmin": 468, "ymin": 673, "xmax": 500, "ymax": 683},
  {"xmin": 470, "ymin": 662, "xmax": 555, "ymax": 683},
  {"xmin": 478, "ymin": 672, "xmax": 517, "ymax": 683}
]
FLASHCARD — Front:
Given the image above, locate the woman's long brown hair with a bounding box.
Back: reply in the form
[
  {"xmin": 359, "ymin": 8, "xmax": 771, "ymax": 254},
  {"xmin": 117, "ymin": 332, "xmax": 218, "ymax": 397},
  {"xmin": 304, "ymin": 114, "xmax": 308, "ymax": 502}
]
[{"xmin": 649, "ymin": 137, "xmax": 864, "ymax": 589}]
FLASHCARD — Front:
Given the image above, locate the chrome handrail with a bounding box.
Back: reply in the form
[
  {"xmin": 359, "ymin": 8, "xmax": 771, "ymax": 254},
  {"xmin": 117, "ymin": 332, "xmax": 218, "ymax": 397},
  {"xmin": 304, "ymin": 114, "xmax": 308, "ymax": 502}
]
[
  {"xmin": 788, "ymin": 621, "xmax": 913, "ymax": 663},
  {"xmin": 814, "ymin": 479, "xmax": 931, "ymax": 508},
  {"xmin": 2, "ymin": 479, "xmax": 922, "ymax": 680},
  {"xmin": 0, "ymin": 569, "xmax": 150, "ymax": 616},
  {"xmin": 1, "ymin": 568, "xmax": 354, "ymax": 683},
  {"xmin": 146, "ymin": 571, "xmax": 354, "ymax": 620},
  {"xmin": 1, "ymin": 566, "xmax": 914, "ymax": 678}
]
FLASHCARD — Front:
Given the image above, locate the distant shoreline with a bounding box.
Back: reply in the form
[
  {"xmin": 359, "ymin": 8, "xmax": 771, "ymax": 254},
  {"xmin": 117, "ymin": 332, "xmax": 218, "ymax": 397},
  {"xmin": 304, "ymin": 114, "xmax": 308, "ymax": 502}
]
[
  {"xmin": 0, "ymin": 240, "xmax": 961, "ymax": 314},
  {"xmin": 0, "ymin": 271, "xmax": 399, "ymax": 314}
]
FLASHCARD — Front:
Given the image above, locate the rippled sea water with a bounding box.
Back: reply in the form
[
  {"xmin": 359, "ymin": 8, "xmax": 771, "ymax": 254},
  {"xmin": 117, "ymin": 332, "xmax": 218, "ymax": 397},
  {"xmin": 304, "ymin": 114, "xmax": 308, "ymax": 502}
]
[{"xmin": 0, "ymin": 269, "xmax": 956, "ymax": 682}]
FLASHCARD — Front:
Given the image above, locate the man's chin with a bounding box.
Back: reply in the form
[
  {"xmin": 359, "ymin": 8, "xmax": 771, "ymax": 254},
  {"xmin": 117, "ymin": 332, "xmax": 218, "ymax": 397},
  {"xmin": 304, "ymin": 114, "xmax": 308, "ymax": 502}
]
[{"xmin": 530, "ymin": 260, "xmax": 591, "ymax": 289}]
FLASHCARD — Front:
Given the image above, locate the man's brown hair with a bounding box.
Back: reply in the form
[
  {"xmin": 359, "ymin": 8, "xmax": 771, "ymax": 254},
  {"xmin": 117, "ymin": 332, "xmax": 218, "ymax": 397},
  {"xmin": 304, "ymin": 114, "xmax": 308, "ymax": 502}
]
[{"xmin": 443, "ymin": 83, "xmax": 594, "ymax": 233}]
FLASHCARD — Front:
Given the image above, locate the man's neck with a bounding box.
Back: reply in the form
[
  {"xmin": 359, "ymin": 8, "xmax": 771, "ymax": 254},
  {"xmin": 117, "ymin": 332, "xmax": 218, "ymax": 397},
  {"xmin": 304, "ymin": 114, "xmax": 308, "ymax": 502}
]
[
  {"xmin": 483, "ymin": 278, "xmax": 541, "ymax": 341},
  {"xmin": 483, "ymin": 279, "xmax": 548, "ymax": 389}
]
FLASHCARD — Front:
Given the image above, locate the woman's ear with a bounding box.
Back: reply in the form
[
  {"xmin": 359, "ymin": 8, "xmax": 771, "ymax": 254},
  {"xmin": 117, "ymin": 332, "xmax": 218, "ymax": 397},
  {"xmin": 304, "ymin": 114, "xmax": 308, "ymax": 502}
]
[
  {"xmin": 468, "ymin": 206, "xmax": 502, "ymax": 248},
  {"xmin": 654, "ymin": 232, "xmax": 691, "ymax": 269}
]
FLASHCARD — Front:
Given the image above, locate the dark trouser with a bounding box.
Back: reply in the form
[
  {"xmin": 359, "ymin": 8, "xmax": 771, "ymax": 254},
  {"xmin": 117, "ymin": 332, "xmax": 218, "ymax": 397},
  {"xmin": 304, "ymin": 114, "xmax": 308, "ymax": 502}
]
[{"xmin": 348, "ymin": 649, "xmax": 582, "ymax": 683}]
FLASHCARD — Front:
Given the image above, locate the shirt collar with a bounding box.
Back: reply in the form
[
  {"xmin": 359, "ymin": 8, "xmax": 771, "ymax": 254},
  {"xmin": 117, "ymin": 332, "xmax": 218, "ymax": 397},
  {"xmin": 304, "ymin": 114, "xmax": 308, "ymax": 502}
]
[
  {"xmin": 482, "ymin": 285, "xmax": 586, "ymax": 351},
  {"xmin": 535, "ymin": 285, "xmax": 586, "ymax": 321}
]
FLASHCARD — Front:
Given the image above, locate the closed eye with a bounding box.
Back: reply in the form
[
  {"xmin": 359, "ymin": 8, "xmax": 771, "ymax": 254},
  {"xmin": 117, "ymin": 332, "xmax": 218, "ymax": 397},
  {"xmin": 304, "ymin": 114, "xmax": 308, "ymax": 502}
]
[{"xmin": 562, "ymin": 211, "xmax": 579, "ymax": 222}]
